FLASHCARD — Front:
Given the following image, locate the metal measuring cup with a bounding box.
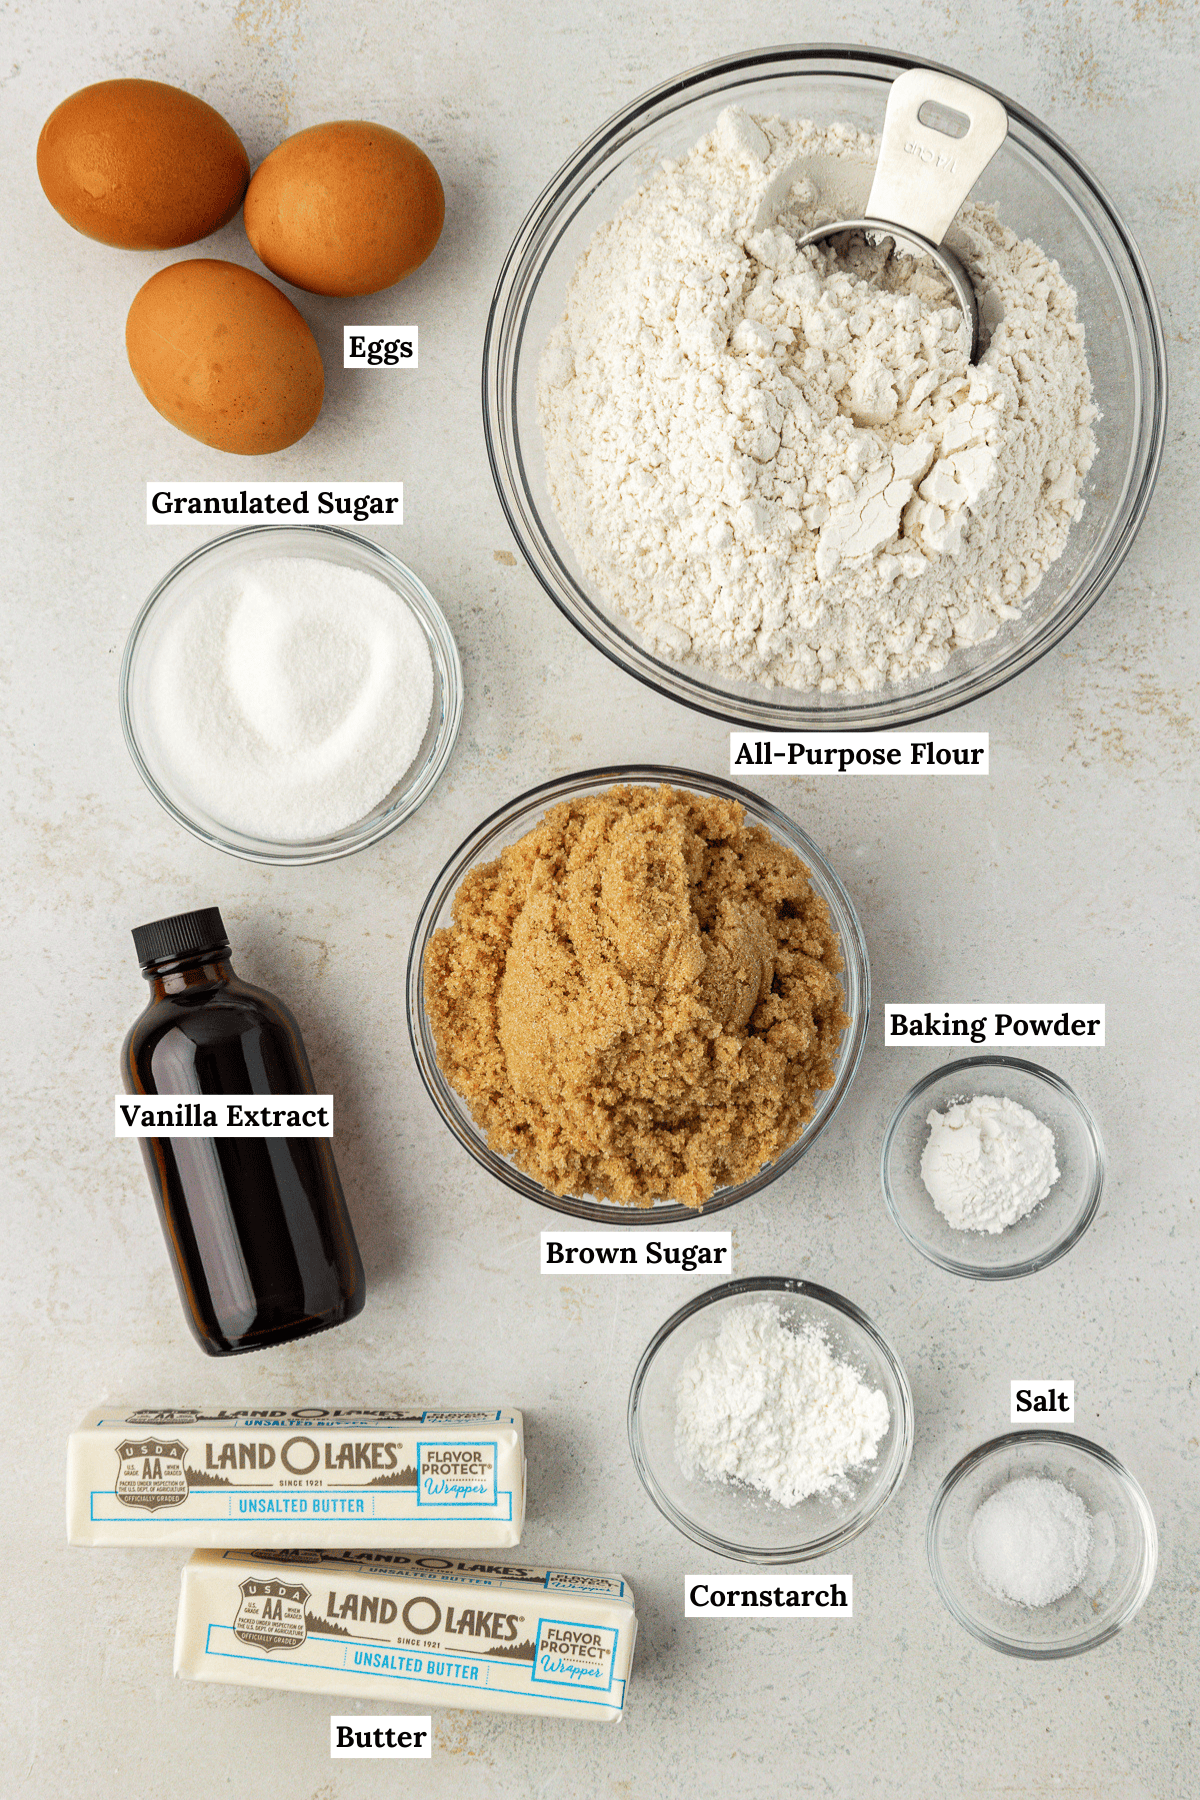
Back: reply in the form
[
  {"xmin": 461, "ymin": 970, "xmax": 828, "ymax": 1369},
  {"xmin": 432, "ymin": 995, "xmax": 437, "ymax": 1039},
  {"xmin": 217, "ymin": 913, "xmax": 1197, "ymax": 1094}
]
[{"xmin": 797, "ymin": 69, "xmax": 1008, "ymax": 361}]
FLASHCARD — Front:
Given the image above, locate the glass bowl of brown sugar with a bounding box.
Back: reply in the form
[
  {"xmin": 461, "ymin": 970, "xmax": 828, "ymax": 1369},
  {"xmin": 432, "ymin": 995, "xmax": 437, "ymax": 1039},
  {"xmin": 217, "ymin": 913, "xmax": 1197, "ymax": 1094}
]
[{"xmin": 406, "ymin": 765, "xmax": 869, "ymax": 1223}]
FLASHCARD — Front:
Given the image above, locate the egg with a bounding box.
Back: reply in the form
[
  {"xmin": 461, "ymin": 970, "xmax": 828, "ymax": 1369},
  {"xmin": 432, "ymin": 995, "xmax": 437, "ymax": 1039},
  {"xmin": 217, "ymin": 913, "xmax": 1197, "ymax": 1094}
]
[
  {"xmin": 126, "ymin": 259, "xmax": 324, "ymax": 455},
  {"xmin": 244, "ymin": 121, "xmax": 444, "ymax": 297},
  {"xmin": 37, "ymin": 78, "xmax": 249, "ymax": 250}
]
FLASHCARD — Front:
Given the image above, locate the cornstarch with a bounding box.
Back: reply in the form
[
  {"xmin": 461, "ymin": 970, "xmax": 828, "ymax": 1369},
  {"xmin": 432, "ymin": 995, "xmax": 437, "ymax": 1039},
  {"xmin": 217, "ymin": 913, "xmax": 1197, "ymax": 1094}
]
[
  {"xmin": 539, "ymin": 106, "xmax": 1097, "ymax": 693},
  {"xmin": 675, "ymin": 1300, "xmax": 890, "ymax": 1505}
]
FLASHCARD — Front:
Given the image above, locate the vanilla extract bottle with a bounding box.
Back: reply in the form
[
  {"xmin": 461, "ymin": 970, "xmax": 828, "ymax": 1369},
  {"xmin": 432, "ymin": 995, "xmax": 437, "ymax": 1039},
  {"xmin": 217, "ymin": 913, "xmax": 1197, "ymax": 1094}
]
[{"xmin": 123, "ymin": 906, "xmax": 365, "ymax": 1356}]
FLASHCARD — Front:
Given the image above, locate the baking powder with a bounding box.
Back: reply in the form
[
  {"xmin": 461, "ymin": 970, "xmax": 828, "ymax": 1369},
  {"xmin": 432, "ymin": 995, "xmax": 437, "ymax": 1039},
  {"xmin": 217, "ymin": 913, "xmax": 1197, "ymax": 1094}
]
[{"xmin": 921, "ymin": 1093, "xmax": 1059, "ymax": 1232}]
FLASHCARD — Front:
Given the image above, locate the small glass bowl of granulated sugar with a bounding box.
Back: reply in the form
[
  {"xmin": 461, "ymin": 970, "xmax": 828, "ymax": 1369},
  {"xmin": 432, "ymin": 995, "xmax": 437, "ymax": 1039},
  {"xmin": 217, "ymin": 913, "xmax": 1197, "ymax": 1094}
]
[
  {"xmin": 122, "ymin": 525, "xmax": 462, "ymax": 865},
  {"xmin": 927, "ymin": 1431, "xmax": 1157, "ymax": 1657},
  {"xmin": 627, "ymin": 1277, "xmax": 913, "ymax": 1562},
  {"xmin": 881, "ymin": 1056, "xmax": 1104, "ymax": 1280}
]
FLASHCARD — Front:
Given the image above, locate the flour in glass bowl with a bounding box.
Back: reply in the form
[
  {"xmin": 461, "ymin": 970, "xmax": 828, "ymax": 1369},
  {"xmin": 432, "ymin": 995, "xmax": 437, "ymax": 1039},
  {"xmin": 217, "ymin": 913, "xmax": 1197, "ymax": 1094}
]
[{"xmin": 538, "ymin": 106, "xmax": 1098, "ymax": 693}]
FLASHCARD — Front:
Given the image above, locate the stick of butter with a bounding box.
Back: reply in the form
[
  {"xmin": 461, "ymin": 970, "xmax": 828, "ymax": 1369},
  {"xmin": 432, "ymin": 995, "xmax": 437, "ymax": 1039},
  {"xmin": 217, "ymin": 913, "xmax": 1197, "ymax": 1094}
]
[
  {"xmin": 175, "ymin": 1549, "xmax": 637, "ymax": 1722},
  {"xmin": 67, "ymin": 1408, "xmax": 525, "ymax": 1548}
]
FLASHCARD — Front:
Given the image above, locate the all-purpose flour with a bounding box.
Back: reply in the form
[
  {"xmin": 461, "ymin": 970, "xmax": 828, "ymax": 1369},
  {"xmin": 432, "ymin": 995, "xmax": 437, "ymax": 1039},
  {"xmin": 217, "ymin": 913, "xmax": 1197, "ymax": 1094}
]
[
  {"xmin": 674, "ymin": 1300, "xmax": 891, "ymax": 1506},
  {"xmin": 538, "ymin": 106, "xmax": 1098, "ymax": 692}
]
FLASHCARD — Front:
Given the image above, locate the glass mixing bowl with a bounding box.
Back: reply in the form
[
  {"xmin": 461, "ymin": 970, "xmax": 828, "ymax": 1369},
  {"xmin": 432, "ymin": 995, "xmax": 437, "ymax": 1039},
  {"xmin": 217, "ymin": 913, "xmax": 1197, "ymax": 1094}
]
[
  {"xmin": 881, "ymin": 1056, "xmax": 1104, "ymax": 1278},
  {"xmin": 121, "ymin": 525, "xmax": 462, "ymax": 866},
  {"xmin": 406, "ymin": 766, "xmax": 869, "ymax": 1223},
  {"xmin": 628, "ymin": 1277, "xmax": 914, "ymax": 1561},
  {"xmin": 927, "ymin": 1431, "xmax": 1157, "ymax": 1657},
  {"xmin": 484, "ymin": 46, "xmax": 1166, "ymax": 729}
]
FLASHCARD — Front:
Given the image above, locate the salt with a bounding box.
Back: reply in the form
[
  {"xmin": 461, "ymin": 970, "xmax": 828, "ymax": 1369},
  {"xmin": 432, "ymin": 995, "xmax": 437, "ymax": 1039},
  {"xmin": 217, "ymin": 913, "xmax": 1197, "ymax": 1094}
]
[
  {"xmin": 968, "ymin": 1475, "xmax": 1092, "ymax": 1607},
  {"xmin": 147, "ymin": 556, "xmax": 434, "ymax": 841}
]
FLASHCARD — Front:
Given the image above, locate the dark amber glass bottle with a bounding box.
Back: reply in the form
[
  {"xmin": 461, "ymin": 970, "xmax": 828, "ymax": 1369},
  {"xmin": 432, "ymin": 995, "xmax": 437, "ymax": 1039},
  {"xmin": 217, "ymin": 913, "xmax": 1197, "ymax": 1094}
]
[{"xmin": 122, "ymin": 906, "xmax": 366, "ymax": 1356}]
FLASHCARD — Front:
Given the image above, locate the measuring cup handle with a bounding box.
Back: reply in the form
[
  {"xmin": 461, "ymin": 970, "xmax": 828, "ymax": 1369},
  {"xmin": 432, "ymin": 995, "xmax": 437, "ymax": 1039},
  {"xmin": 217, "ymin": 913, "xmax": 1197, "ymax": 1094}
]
[{"xmin": 864, "ymin": 68, "xmax": 1008, "ymax": 245}]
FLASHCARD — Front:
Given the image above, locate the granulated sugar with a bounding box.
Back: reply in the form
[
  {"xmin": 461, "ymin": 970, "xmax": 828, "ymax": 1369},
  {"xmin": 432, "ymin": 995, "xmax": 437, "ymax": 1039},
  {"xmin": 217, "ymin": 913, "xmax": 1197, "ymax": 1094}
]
[
  {"xmin": 674, "ymin": 1300, "xmax": 890, "ymax": 1505},
  {"xmin": 539, "ymin": 106, "xmax": 1098, "ymax": 693},
  {"xmin": 147, "ymin": 557, "xmax": 433, "ymax": 841}
]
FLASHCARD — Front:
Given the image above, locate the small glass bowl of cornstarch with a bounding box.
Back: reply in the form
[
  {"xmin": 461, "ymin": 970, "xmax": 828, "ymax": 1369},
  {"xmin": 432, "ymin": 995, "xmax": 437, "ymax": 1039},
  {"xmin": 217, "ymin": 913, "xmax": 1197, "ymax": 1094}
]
[
  {"xmin": 927, "ymin": 1432, "xmax": 1157, "ymax": 1657},
  {"xmin": 881, "ymin": 1056, "xmax": 1103, "ymax": 1279},
  {"xmin": 122, "ymin": 525, "xmax": 462, "ymax": 864},
  {"xmin": 627, "ymin": 1277, "xmax": 913, "ymax": 1562}
]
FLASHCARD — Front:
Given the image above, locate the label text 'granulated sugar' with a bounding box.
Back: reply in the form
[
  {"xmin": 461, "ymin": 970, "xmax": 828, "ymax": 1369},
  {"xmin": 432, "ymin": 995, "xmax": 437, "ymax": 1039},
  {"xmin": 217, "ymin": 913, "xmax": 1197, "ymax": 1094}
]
[{"xmin": 146, "ymin": 481, "xmax": 403, "ymax": 522}]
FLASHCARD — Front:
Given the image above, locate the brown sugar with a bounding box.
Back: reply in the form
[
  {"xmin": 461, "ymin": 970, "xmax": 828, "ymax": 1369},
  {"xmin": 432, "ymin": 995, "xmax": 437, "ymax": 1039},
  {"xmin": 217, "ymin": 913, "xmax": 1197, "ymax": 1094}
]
[{"xmin": 423, "ymin": 785, "xmax": 848, "ymax": 1209}]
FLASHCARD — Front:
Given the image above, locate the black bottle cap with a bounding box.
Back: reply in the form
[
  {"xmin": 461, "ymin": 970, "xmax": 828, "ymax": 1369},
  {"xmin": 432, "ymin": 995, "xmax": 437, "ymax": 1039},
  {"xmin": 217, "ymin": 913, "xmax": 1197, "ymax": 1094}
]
[{"xmin": 132, "ymin": 907, "xmax": 230, "ymax": 969}]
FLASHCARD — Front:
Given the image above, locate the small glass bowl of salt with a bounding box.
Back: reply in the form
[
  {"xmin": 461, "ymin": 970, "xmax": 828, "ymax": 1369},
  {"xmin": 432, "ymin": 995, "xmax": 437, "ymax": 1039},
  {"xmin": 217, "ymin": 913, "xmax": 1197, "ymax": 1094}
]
[
  {"xmin": 880, "ymin": 1056, "xmax": 1104, "ymax": 1279},
  {"xmin": 927, "ymin": 1431, "xmax": 1157, "ymax": 1657},
  {"xmin": 121, "ymin": 525, "xmax": 462, "ymax": 865}
]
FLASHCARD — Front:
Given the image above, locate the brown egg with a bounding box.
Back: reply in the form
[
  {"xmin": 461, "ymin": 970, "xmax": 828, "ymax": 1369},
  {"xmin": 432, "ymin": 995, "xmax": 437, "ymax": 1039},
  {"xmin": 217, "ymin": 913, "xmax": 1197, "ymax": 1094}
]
[
  {"xmin": 37, "ymin": 78, "xmax": 249, "ymax": 250},
  {"xmin": 244, "ymin": 121, "xmax": 444, "ymax": 297},
  {"xmin": 126, "ymin": 259, "xmax": 324, "ymax": 455}
]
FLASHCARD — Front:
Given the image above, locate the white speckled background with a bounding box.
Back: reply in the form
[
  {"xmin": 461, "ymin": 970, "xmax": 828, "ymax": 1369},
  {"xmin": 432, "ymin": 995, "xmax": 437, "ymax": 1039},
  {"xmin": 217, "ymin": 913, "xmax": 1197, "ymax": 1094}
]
[{"xmin": 2, "ymin": 1, "xmax": 1196, "ymax": 1795}]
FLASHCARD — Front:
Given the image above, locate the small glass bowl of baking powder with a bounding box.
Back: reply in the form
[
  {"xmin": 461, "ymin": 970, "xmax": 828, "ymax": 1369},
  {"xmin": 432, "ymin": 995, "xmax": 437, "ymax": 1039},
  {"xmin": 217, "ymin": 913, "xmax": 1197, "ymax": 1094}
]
[
  {"xmin": 121, "ymin": 525, "xmax": 462, "ymax": 865},
  {"xmin": 880, "ymin": 1056, "xmax": 1104, "ymax": 1279},
  {"xmin": 628, "ymin": 1277, "xmax": 914, "ymax": 1562},
  {"xmin": 406, "ymin": 767, "xmax": 869, "ymax": 1225},
  {"xmin": 927, "ymin": 1431, "xmax": 1157, "ymax": 1657},
  {"xmin": 484, "ymin": 46, "xmax": 1165, "ymax": 730}
]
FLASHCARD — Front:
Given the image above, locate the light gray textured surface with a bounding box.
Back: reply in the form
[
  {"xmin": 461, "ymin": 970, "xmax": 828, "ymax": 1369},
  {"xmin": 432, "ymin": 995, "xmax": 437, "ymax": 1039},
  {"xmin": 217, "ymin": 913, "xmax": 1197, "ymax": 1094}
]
[{"xmin": 1, "ymin": 1, "xmax": 1196, "ymax": 1795}]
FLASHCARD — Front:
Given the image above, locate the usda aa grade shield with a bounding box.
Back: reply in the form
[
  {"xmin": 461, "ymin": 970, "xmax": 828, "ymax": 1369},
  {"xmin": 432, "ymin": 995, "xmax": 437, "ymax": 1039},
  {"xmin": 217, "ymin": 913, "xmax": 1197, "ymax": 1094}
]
[
  {"xmin": 113, "ymin": 1437, "xmax": 189, "ymax": 1510},
  {"xmin": 234, "ymin": 1577, "xmax": 310, "ymax": 1652}
]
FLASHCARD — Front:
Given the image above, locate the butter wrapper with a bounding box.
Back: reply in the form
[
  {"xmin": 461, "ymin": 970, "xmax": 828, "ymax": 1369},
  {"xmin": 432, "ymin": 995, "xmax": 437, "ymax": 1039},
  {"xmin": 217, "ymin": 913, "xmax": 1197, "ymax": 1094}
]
[
  {"xmin": 67, "ymin": 1408, "xmax": 525, "ymax": 1548},
  {"xmin": 174, "ymin": 1549, "xmax": 636, "ymax": 1722}
]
